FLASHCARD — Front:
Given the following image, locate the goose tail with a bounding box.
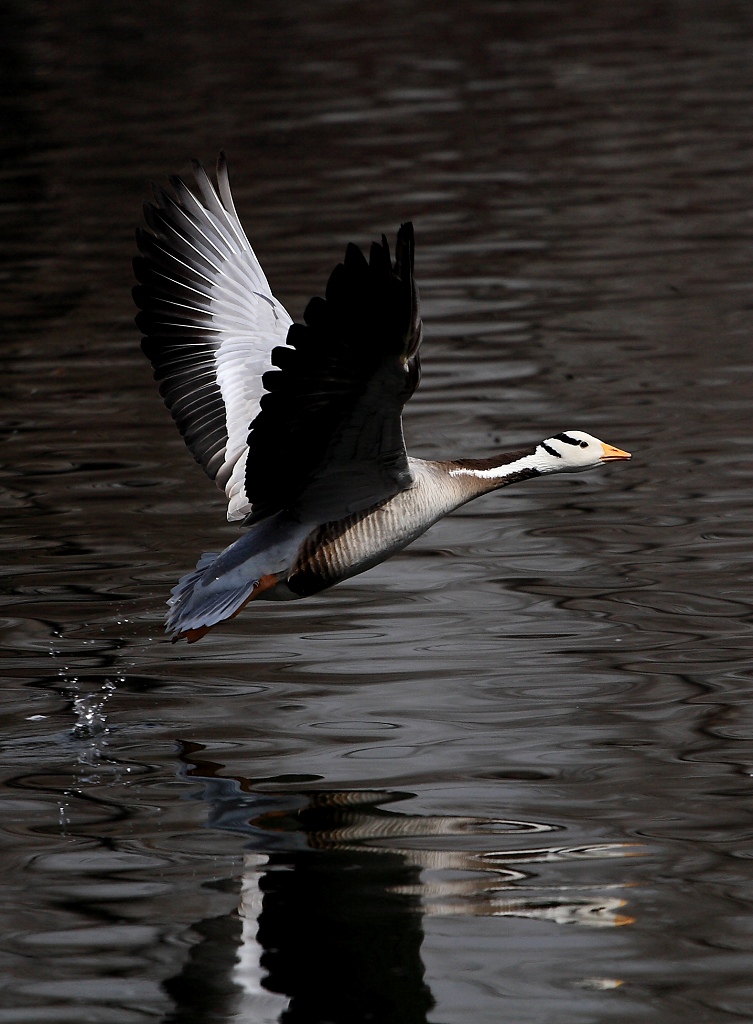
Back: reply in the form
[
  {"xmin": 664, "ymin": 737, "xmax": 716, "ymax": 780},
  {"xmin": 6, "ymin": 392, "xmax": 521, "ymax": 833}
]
[{"xmin": 165, "ymin": 551, "xmax": 278, "ymax": 643}]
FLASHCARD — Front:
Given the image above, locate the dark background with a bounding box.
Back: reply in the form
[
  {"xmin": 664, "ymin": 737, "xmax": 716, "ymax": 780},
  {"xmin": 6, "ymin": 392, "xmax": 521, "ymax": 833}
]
[{"xmin": 2, "ymin": 1, "xmax": 753, "ymax": 1021}]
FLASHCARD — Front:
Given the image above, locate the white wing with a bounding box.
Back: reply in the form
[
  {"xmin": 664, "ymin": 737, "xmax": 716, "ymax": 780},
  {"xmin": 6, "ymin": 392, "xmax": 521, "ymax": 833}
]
[{"xmin": 134, "ymin": 155, "xmax": 292, "ymax": 521}]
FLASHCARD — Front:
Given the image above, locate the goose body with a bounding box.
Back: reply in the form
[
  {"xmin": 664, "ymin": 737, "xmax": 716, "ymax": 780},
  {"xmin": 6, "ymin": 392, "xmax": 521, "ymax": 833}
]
[{"xmin": 135, "ymin": 157, "xmax": 631, "ymax": 642}]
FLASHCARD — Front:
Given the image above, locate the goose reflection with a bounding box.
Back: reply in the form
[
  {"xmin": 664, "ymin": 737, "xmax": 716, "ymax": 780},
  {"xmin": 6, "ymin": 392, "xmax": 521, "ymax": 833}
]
[{"xmin": 163, "ymin": 744, "xmax": 635, "ymax": 1024}]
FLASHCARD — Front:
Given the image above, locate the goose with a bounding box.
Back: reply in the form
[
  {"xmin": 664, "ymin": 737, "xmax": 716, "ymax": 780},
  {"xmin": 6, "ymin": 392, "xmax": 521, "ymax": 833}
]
[{"xmin": 134, "ymin": 155, "xmax": 631, "ymax": 643}]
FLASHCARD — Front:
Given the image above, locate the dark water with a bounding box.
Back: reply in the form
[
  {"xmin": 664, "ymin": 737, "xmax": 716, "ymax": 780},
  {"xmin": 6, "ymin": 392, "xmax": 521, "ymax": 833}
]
[{"xmin": 2, "ymin": 0, "xmax": 753, "ymax": 1020}]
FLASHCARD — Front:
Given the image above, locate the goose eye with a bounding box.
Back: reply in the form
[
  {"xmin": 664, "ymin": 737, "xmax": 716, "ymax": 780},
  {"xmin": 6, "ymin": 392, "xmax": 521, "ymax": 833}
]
[{"xmin": 579, "ymin": 441, "xmax": 588, "ymax": 448}]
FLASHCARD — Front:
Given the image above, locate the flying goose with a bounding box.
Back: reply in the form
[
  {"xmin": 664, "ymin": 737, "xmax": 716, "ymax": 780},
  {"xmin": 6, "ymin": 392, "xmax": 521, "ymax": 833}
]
[{"xmin": 134, "ymin": 156, "xmax": 631, "ymax": 642}]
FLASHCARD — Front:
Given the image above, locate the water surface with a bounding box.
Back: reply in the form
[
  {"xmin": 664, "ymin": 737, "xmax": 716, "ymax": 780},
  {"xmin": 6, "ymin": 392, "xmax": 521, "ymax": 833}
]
[{"xmin": 2, "ymin": 1, "xmax": 753, "ymax": 1020}]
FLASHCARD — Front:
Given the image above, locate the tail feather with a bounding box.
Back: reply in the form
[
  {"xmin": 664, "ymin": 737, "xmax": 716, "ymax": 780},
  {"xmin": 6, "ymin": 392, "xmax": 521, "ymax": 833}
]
[
  {"xmin": 167, "ymin": 551, "xmax": 218, "ymax": 608},
  {"xmin": 163, "ymin": 513, "xmax": 309, "ymax": 641},
  {"xmin": 165, "ymin": 551, "xmax": 267, "ymax": 643}
]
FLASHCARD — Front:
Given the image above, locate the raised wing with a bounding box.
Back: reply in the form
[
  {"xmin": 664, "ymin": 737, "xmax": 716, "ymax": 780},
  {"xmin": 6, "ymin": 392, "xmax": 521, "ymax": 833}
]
[
  {"xmin": 243, "ymin": 224, "xmax": 423, "ymax": 523},
  {"xmin": 134, "ymin": 155, "xmax": 292, "ymax": 521}
]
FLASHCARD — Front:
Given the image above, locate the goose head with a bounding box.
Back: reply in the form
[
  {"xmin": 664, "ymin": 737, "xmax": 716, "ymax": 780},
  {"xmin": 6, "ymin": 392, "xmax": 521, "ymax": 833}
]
[{"xmin": 536, "ymin": 430, "xmax": 631, "ymax": 474}]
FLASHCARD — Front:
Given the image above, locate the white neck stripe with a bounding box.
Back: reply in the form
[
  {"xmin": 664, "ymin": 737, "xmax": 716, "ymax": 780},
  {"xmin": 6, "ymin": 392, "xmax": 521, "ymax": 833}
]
[{"xmin": 449, "ymin": 452, "xmax": 543, "ymax": 480}]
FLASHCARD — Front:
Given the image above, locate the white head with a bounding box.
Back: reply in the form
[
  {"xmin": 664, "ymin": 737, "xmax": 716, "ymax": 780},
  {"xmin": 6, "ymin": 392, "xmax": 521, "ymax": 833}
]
[
  {"xmin": 535, "ymin": 430, "xmax": 631, "ymax": 474},
  {"xmin": 447, "ymin": 429, "xmax": 631, "ymax": 484}
]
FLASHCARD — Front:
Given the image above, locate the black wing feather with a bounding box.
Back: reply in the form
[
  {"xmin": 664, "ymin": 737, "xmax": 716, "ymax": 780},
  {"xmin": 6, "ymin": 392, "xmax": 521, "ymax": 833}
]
[{"xmin": 244, "ymin": 223, "xmax": 422, "ymax": 522}]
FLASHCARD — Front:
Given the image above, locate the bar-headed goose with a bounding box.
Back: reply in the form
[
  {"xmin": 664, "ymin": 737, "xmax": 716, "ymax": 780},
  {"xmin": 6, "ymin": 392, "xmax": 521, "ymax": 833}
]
[{"xmin": 134, "ymin": 156, "xmax": 630, "ymax": 642}]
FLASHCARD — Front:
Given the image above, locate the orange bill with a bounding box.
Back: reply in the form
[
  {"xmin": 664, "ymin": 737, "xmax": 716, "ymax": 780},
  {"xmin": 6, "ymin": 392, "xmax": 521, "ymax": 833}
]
[{"xmin": 600, "ymin": 443, "xmax": 631, "ymax": 462}]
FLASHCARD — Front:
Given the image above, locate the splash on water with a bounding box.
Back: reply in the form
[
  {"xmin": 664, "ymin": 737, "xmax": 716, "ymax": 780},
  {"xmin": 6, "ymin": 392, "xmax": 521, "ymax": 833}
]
[{"xmin": 71, "ymin": 679, "xmax": 117, "ymax": 740}]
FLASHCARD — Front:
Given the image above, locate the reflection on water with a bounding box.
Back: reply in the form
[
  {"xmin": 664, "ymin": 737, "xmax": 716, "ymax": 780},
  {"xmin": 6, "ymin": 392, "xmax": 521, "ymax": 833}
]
[
  {"xmin": 3, "ymin": 0, "xmax": 753, "ymax": 1020},
  {"xmin": 164, "ymin": 750, "xmax": 635, "ymax": 1022},
  {"xmin": 2, "ymin": 707, "xmax": 640, "ymax": 1022}
]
